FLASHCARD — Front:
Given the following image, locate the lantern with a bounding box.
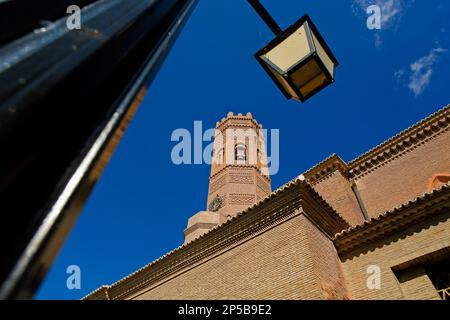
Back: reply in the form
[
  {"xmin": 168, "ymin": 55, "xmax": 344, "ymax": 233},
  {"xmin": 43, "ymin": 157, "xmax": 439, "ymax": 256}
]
[{"xmin": 255, "ymin": 15, "xmax": 339, "ymax": 102}]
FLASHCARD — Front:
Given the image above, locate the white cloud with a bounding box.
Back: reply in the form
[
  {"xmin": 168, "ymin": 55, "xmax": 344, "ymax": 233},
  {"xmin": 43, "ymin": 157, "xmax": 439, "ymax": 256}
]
[
  {"xmin": 374, "ymin": 33, "xmax": 383, "ymax": 49},
  {"xmin": 378, "ymin": 0, "xmax": 403, "ymax": 27},
  {"xmin": 396, "ymin": 47, "xmax": 447, "ymax": 97},
  {"xmin": 353, "ymin": 0, "xmax": 411, "ymax": 47},
  {"xmin": 408, "ymin": 68, "xmax": 433, "ymax": 97},
  {"xmin": 353, "ymin": 0, "xmax": 406, "ymax": 28}
]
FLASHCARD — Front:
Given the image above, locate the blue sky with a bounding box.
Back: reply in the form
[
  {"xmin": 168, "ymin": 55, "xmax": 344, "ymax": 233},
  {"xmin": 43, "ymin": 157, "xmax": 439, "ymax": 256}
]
[{"xmin": 36, "ymin": 0, "xmax": 450, "ymax": 299}]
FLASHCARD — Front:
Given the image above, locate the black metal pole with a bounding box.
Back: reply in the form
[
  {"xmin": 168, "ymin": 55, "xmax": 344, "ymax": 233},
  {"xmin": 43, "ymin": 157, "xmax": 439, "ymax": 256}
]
[
  {"xmin": 0, "ymin": 0, "xmax": 198, "ymax": 300},
  {"xmin": 0, "ymin": 0, "xmax": 99, "ymax": 47},
  {"xmin": 248, "ymin": 0, "xmax": 282, "ymax": 36}
]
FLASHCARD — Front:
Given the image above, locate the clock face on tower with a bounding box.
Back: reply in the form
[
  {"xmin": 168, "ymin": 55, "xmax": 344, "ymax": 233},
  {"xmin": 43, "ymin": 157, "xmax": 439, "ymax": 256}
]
[{"xmin": 208, "ymin": 195, "xmax": 223, "ymax": 212}]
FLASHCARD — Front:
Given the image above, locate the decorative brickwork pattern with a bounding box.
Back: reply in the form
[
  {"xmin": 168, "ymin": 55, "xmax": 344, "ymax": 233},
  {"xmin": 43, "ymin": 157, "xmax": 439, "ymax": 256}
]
[
  {"xmin": 229, "ymin": 173, "xmax": 254, "ymax": 184},
  {"xmin": 209, "ymin": 174, "xmax": 227, "ymax": 194},
  {"xmin": 257, "ymin": 175, "xmax": 271, "ymax": 193},
  {"xmin": 349, "ymin": 104, "xmax": 450, "ymax": 178},
  {"xmin": 229, "ymin": 194, "xmax": 255, "ymax": 206}
]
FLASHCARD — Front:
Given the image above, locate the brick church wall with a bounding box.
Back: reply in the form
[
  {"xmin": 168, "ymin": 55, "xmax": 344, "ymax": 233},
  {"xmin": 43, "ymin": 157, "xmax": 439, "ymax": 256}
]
[
  {"xmin": 340, "ymin": 210, "xmax": 450, "ymax": 300},
  {"xmin": 130, "ymin": 214, "xmax": 348, "ymax": 300},
  {"xmin": 302, "ymin": 215, "xmax": 350, "ymax": 299},
  {"xmin": 353, "ymin": 130, "xmax": 450, "ymax": 219},
  {"xmin": 85, "ymin": 106, "xmax": 450, "ymax": 301},
  {"xmin": 312, "ymin": 171, "xmax": 365, "ymax": 226}
]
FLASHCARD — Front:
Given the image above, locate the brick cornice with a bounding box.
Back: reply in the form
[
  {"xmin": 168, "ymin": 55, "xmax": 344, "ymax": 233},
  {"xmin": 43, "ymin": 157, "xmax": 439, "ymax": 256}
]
[
  {"xmin": 303, "ymin": 154, "xmax": 348, "ymax": 185},
  {"xmin": 209, "ymin": 164, "xmax": 271, "ymax": 182},
  {"xmin": 216, "ymin": 114, "xmax": 262, "ymax": 131},
  {"xmin": 82, "ymin": 285, "xmax": 110, "ymax": 300},
  {"xmin": 348, "ymin": 104, "xmax": 450, "ymax": 178},
  {"xmin": 84, "ymin": 179, "xmax": 348, "ymax": 300},
  {"xmin": 333, "ymin": 183, "xmax": 450, "ymax": 257}
]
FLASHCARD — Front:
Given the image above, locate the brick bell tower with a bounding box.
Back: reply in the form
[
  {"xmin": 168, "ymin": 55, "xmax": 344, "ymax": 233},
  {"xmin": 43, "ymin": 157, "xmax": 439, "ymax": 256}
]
[{"xmin": 184, "ymin": 112, "xmax": 272, "ymax": 244}]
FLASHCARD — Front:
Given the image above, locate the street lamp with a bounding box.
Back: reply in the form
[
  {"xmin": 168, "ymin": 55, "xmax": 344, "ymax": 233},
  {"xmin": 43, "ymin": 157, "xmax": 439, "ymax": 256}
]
[{"xmin": 249, "ymin": 0, "xmax": 339, "ymax": 102}]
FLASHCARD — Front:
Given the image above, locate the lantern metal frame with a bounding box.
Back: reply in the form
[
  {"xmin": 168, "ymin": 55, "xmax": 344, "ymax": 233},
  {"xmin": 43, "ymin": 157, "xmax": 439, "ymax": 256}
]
[{"xmin": 255, "ymin": 14, "xmax": 339, "ymax": 102}]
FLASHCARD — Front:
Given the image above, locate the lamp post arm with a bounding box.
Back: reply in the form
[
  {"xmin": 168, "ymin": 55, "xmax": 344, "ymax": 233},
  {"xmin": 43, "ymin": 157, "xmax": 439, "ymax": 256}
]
[{"xmin": 247, "ymin": 0, "xmax": 282, "ymax": 36}]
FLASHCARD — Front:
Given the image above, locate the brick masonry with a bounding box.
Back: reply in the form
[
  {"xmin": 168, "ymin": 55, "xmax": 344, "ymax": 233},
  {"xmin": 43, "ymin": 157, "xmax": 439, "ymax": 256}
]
[
  {"xmin": 85, "ymin": 105, "xmax": 450, "ymax": 300},
  {"xmin": 184, "ymin": 113, "xmax": 272, "ymax": 243},
  {"xmin": 340, "ymin": 211, "xmax": 450, "ymax": 300},
  {"xmin": 131, "ymin": 214, "xmax": 348, "ymax": 300},
  {"xmin": 354, "ymin": 130, "xmax": 450, "ymax": 219},
  {"xmin": 312, "ymin": 170, "xmax": 365, "ymax": 226}
]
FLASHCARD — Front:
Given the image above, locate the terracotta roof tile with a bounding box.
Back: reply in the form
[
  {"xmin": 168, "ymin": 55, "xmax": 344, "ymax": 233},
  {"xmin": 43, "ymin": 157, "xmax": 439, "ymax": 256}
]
[{"xmin": 349, "ymin": 104, "xmax": 450, "ymax": 177}]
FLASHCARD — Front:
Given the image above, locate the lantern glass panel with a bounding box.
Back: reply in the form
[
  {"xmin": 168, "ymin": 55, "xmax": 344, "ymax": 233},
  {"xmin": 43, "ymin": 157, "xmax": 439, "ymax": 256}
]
[
  {"xmin": 311, "ymin": 31, "xmax": 335, "ymax": 78},
  {"xmin": 290, "ymin": 59, "xmax": 321, "ymax": 88},
  {"xmin": 266, "ymin": 63, "xmax": 300, "ymax": 100},
  {"xmin": 262, "ymin": 24, "xmax": 312, "ymax": 73},
  {"xmin": 290, "ymin": 59, "xmax": 329, "ymax": 97}
]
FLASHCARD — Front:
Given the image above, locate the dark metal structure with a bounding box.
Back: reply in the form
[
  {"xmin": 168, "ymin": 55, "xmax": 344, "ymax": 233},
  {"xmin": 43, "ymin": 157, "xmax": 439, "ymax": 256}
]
[
  {"xmin": 247, "ymin": 0, "xmax": 282, "ymax": 36},
  {"xmin": 0, "ymin": 0, "xmax": 198, "ymax": 299},
  {"xmin": 0, "ymin": 0, "xmax": 333, "ymax": 300},
  {"xmin": 255, "ymin": 14, "xmax": 339, "ymax": 102},
  {"xmin": 249, "ymin": 0, "xmax": 338, "ymax": 102}
]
